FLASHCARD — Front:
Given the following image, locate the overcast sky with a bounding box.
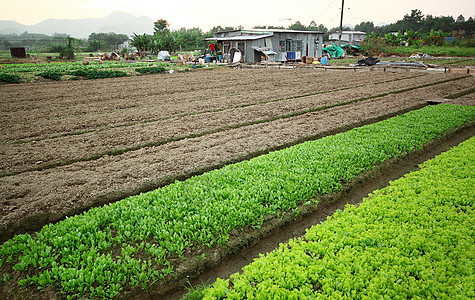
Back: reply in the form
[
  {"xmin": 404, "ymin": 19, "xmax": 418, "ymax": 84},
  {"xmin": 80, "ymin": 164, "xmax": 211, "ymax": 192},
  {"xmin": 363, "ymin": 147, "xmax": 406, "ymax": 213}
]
[{"xmin": 2, "ymin": 0, "xmax": 474, "ymax": 30}]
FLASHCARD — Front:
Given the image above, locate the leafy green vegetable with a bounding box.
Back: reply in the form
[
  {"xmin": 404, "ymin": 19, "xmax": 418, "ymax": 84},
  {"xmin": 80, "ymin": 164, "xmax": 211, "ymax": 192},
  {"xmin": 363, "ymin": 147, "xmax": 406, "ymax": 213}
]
[
  {"xmin": 0, "ymin": 73, "xmax": 21, "ymax": 84},
  {"xmin": 68, "ymin": 69, "xmax": 127, "ymax": 79},
  {"xmin": 36, "ymin": 71, "xmax": 63, "ymax": 81},
  {"xmin": 135, "ymin": 66, "xmax": 167, "ymax": 74},
  {"xmin": 0, "ymin": 104, "xmax": 474, "ymax": 298},
  {"xmin": 0, "ymin": 61, "xmax": 173, "ymax": 83},
  {"xmin": 203, "ymin": 136, "xmax": 475, "ymax": 299}
]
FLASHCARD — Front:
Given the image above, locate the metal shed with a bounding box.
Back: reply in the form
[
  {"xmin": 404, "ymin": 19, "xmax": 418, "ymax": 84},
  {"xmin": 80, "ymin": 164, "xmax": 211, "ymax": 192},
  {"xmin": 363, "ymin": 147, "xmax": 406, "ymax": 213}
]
[
  {"xmin": 10, "ymin": 47, "xmax": 27, "ymax": 58},
  {"xmin": 205, "ymin": 29, "xmax": 324, "ymax": 64}
]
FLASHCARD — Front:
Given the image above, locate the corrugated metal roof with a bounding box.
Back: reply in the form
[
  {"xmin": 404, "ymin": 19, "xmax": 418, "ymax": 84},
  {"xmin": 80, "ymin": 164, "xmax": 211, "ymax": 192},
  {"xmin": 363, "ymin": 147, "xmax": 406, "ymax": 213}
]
[
  {"xmin": 204, "ymin": 34, "xmax": 274, "ymax": 41},
  {"xmin": 217, "ymin": 28, "xmax": 324, "ymax": 35}
]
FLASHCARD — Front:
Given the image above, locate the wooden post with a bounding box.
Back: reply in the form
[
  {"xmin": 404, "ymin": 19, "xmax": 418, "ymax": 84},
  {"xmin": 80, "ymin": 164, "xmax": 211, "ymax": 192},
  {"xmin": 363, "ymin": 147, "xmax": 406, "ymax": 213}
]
[{"xmin": 338, "ymin": 0, "xmax": 345, "ymax": 46}]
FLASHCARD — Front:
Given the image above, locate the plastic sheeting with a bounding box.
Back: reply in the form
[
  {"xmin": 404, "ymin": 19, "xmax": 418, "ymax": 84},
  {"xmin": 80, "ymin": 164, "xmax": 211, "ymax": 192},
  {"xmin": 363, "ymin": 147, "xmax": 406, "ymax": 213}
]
[
  {"xmin": 356, "ymin": 57, "xmax": 380, "ymax": 66},
  {"xmin": 323, "ymin": 43, "xmax": 345, "ymax": 58},
  {"xmin": 157, "ymin": 51, "xmax": 171, "ymax": 61},
  {"xmin": 341, "ymin": 44, "xmax": 363, "ymax": 50}
]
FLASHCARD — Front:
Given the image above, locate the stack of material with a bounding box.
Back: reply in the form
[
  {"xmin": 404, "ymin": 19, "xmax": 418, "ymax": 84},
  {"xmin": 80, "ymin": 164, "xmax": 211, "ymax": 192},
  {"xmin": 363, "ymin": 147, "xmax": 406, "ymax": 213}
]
[
  {"xmin": 102, "ymin": 52, "xmax": 120, "ymax": 61},
  {"xmin": 356, "ymin": 57, "xmax": 380, "ymax": 66},
  {"xmin": 303, "ymin": 56, "xmax": 314, "ymax": 64}
]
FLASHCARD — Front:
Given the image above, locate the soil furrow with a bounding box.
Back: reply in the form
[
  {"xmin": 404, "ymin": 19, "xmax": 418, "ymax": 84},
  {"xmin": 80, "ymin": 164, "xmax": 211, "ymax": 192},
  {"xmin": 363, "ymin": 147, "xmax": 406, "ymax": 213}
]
[
  {"xmin": 1, "ymin": 75, "xmax": 469, "ymax": 175},
  {"xmin": 1, "ymin": 74, "xmax": 472, "ymax": 241},
  {"xmin": 4, "ymin": 73, "xmax": 416, "ymax": 145},
  {"xmin": 0, "ymin": 70, "xmax": 421, "ymax": 142}
]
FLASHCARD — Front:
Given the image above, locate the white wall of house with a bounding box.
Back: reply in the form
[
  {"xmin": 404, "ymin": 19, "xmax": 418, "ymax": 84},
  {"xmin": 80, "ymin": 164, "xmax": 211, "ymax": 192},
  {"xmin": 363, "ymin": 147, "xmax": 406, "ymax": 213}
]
[{"xmin": 328, "ymin": 31, "xmax": 366, "ymax": 45}]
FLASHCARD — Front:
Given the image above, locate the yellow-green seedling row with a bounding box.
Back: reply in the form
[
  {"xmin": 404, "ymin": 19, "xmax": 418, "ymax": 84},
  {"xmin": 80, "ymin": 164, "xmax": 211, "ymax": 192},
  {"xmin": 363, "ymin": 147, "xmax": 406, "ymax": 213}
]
[
  {"xmin": 203, "ymin": 136, "xmax": 475, "ymax": 299},
  {"xmin": 0, "ymin": 104, "xmax": 474, "ymax": 298}
]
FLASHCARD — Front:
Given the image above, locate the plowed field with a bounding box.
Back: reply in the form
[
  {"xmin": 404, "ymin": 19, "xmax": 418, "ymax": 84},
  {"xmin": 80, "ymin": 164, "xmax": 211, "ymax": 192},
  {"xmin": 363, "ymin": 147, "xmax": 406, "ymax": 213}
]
[{"xmin": 1, "ymin": 68, "xmax": 474, "ymax": 241}]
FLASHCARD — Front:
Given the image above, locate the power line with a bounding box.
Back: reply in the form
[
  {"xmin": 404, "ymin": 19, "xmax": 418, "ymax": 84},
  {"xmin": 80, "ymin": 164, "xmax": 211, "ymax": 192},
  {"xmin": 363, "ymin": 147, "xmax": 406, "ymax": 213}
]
[{"xmin": 315, "ymin": 0, "xmax": 337, "ymax": 21}]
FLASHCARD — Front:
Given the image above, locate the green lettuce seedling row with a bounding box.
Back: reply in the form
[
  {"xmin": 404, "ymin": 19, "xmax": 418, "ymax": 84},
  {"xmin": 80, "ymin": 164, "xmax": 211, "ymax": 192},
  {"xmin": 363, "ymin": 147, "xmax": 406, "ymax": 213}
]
[
  {"xmin": 203, "ymin": 135, "xmax": 475, "ymax": 299},
  {"xmin": 0, "ymin": 61, "xmax": 162, "ymax": 74},
  {"xmin": 0, "ymin": 61, "xmax": 185, "ymax": 83},
  {"xmin": 0, "ymin": 104, "xmax": 474, "ymax": 298}
]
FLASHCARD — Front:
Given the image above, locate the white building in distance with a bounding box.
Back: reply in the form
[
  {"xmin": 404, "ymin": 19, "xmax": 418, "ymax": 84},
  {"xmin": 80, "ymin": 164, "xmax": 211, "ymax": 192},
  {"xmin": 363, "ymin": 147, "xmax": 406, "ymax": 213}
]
[{"xmin": 328, "ymin": 31, "xmax": 366, "ymax": 45}]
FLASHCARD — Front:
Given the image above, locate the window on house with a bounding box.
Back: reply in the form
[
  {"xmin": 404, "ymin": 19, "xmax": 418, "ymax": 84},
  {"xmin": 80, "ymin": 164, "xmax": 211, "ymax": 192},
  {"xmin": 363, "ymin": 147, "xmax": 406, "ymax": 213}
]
[
  {"xmin": 280, "ymin": 40, "xmax": 303, "ymax": 52},
  {"xmin": 279, "ymin": 40, "xmax": 286, "ymax": 52},
  {"xmin": 295, "ymin": 40, "xmax": 302, "ymax": 51}
]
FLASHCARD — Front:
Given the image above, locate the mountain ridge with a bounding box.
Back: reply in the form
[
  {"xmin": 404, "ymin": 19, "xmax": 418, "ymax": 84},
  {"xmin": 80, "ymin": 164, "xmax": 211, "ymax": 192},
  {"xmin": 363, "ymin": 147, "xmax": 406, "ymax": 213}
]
[{"xmin": 0, "ymin": 11, "xmax": 154, "ymax": 38}]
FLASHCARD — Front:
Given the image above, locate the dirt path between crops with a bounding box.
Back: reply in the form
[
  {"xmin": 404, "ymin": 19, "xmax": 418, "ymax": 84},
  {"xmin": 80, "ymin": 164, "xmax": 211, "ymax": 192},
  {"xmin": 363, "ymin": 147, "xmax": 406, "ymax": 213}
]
[
  {"xmin": 163, "ymin": 122, "xmax": 475, "ymax": 300},
  {"xmin": 0, "ymin": 69, "xmax": 473, "ymax": 243}
]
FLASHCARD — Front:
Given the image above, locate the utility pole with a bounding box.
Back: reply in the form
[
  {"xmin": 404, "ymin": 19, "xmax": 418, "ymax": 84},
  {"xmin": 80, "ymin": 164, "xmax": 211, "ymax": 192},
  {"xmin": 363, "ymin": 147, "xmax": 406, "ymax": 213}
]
[{"xmin": 338, "ymin": 0, "xmax": 345, "ymax": 46}]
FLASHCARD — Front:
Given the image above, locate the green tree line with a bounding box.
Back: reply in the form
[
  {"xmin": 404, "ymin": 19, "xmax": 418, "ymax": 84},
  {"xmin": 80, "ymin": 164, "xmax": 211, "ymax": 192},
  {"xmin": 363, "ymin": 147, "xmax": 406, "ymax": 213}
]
[{"xmin": 1, "ymin": 9, "xmax": 473, "ymax": 55}]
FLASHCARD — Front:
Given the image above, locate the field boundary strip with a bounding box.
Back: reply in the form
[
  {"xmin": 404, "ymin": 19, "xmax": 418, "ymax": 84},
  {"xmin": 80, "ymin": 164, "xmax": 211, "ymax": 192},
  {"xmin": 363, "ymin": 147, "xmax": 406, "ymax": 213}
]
[
  {"xmin": 9, "ymin": 74, "xmax": 427, "ymax": 145},
  {"xmin": 201, "ymin": 135, "xmax": 475, "ymax": 299},
  {"xmin": 444, "ymin": 86, "xmax": 475, "ymax": 99},
  {"xmin": 0, "ymin": 105, "xmax": 474, "ymax": 299},
  {"xmin": 0, "ymin": 75, "xmax": 470, "ymax": 178}
]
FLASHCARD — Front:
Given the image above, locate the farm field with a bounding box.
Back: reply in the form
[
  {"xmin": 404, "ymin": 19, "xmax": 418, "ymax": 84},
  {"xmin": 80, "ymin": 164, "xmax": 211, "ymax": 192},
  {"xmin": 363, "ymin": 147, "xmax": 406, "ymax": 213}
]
[
  {"xmin": 1, "ymin": 68, "xmax": 474, "ymax": 242},
  {"xmin": 1, "ymin": 104, "xmax": 474, "ymax": 299},
  {"xmin": 0, "ymin": 67, "xmax": 474, "ymax": 298}
]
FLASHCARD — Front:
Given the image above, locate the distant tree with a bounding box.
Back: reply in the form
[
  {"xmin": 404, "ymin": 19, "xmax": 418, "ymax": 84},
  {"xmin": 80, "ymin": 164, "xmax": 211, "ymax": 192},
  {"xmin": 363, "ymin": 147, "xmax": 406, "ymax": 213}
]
[
  {"xmin": 87, "ymin": 33, "xmax": 128, "ymax": 51},
  {"xmin": 266, "ymin": 25, "xmax": 286, "ymax": 29},
  {"xmin": 355, "ymin": 21, "xmax": 374, "ymax": 33},
  {"xmin": 59, "ymin": 36, "xmax": 77, "ymax": 60},
  {"xmin": 308, "ymin": 21, "xmax": 328, "ymax": 32},
  {"xmin": 402, "ymin": 9, "xmax": 424, "ymax": 30},
  {"xmin": 209, "ymin": 26, "xmax": 226, "ymax": 33},
  {"xmin": 179, "ymin": 28, "xmax": 205, "ymax": 50},
  {"xmin": 206, "ymin": 26, "xmax": 236, "ymax": 39},
  {"xmin": 1, "ymin": 40, "xmax": 13, "ymax": 50},
  {"xmin": 88, "ymin": 40, "xmax": 103, "ymax": 51},
  {"xmin": 328, "ymin": 26, "xmax": 353, "ymax": 33},
  {"xmin": 456, "ymin": 15, "xmax": 465, "ymax": 23},
  {"xmin": 131, "ymin": 33, "xmax": 153, "ymax": 52},
  {"xmin": 154, "ymin": 19, "xmax": 170, "ymax": 35},
  {"xmin": 453, "ymin": 17, "xmax": 475, "ymax": 38},
  {"xmin": 288, "ymin": 21, "xmax": 306, "ymax": 31},
  {"xmin": 422, "ymin": 15, "xmax": 455, "ymax": 32}
]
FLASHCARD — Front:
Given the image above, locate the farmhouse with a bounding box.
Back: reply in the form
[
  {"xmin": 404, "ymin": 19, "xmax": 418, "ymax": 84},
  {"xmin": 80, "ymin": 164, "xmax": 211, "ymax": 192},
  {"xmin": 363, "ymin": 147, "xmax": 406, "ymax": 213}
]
[
  {"xmin": 328, "ymin": 30, "xmax": 367, "ymax": 45},
  {"xmin": 205, "ymin": 28, "xmax": 324, "ymax": 63}
]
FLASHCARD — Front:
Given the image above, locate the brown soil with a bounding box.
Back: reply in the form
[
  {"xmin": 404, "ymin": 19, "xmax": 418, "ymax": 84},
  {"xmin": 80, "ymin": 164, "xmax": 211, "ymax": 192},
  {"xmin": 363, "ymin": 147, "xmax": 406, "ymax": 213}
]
[
  {"xmin": 0, "ymin": 69, "xmax": 473, "ymax": 243},
  {"xmin": 4, "ymin": 73, "xmax": 472, "ymax": 175}
]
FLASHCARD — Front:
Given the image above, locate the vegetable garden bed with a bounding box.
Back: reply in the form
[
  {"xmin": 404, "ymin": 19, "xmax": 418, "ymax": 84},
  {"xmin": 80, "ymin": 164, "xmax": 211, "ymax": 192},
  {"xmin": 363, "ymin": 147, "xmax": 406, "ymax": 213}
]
[
  {"xmin": 0, "ymin": 61, "xmax": 186, "ymax": 84},
  {"xmin": 202, "ymin": 135, "xmax": 475, "ymax": 299},
  {"xmin": 1, "ymin": 104, "xmax": 474, "ymax": 299},
  {"xmin": 0, "ymin": 69, "xmax": 473, "ymax": 243}
]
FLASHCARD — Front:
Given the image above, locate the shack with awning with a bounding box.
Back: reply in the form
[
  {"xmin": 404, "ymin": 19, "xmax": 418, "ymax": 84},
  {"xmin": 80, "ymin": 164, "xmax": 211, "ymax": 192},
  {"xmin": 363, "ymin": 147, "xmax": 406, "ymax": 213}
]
[{"xmin": 205, "ymin": 29, "xmax": 324, "ymax": 64}]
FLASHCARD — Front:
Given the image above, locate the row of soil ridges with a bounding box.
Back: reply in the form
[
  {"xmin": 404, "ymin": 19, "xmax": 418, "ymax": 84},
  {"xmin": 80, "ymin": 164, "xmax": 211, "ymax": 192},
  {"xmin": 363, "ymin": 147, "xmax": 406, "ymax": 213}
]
[
  {"xmin": 1, "ymin": 69, "xmax": 474, "ymax": 242},
  {"xmin": 2, "ymin": 72, "xmax": 473, "ymax": 176},
  {"xmin": 1, "ymin": 104, "xmax": 474, "ymax": 299},
  {"xmin": 201, "ymin": 136, "xmax": 475, "ymax": 299}
]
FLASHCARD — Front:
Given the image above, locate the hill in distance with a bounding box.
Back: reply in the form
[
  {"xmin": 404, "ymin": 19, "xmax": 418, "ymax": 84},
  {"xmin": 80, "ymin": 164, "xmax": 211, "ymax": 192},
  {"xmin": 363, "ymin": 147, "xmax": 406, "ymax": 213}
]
[{"xmin": 0, "ymin": 11, "xmax": 154, "ymax": 38}]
